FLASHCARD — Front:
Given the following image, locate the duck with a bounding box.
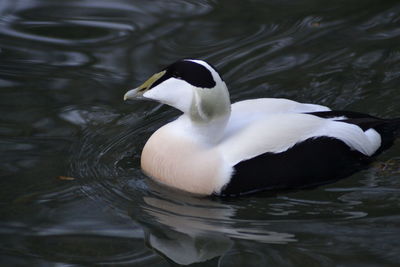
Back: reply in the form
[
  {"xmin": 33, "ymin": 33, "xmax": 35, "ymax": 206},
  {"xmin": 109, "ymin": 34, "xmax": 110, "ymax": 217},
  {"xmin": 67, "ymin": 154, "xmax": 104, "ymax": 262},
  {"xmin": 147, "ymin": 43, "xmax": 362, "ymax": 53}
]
[{"xmin": 124, "ymin": 59, "xmax": 400, "ymax": 197}]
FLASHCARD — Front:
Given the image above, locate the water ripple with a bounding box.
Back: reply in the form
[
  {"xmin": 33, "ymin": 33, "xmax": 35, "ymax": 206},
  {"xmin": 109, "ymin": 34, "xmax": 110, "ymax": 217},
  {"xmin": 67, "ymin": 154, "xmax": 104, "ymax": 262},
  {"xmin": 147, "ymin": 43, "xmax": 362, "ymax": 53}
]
[{"xmin": 0, "ymin": 14, "xmax": 135, "ymax": 47}]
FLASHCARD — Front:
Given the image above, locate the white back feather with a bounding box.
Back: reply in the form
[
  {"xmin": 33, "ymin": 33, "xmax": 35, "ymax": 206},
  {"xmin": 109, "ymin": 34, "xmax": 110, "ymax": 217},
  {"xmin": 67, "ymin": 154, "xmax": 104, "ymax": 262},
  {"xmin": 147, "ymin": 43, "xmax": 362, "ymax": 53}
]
[
  {"xmin": 219, "ymin": 113, "xmax": 381, "ymax": 166},
  {"xmin": 223, "ymin": 98, "xmax": 330, "ymax": 140}
]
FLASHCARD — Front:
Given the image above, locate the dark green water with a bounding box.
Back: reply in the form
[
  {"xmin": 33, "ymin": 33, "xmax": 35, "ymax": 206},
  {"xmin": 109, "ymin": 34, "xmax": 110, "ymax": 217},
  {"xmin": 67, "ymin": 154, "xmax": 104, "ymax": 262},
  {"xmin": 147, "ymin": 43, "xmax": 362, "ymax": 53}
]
[{"xmin": 1, "ymin": 0, "xmax": 400, "ymax": 266}]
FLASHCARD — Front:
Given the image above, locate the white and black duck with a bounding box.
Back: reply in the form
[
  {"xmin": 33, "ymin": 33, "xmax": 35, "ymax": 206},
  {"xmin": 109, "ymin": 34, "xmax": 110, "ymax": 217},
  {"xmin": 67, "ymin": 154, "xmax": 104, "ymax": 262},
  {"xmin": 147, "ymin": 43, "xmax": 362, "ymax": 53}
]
[{"xmin": 124, "ymin": 59, "xmax": 400, "ymax": 197}]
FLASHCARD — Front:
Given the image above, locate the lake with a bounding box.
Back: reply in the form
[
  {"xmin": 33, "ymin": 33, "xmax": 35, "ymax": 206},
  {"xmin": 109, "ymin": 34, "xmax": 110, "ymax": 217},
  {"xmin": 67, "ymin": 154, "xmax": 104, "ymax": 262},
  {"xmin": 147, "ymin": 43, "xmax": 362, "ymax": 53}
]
[{"xmin": 1, "ymin": 0, "xmax": 399, "ymax": 266}]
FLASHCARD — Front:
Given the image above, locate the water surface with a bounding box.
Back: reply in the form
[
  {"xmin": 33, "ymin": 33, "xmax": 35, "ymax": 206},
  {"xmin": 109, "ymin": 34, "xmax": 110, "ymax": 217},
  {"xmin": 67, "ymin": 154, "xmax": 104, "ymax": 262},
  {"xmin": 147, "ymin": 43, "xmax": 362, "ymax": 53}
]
[{"xmin": 1, "ymin": 0, "xmax": 400, "ymax": 266}]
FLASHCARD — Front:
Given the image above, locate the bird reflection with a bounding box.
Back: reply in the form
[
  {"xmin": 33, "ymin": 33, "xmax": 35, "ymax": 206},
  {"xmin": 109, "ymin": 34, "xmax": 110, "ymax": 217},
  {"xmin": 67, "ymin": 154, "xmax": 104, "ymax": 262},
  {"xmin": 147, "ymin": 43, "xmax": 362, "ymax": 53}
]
[{"xmin": 139, "ymin": 182, "xmax": 296, "ymax": 265}]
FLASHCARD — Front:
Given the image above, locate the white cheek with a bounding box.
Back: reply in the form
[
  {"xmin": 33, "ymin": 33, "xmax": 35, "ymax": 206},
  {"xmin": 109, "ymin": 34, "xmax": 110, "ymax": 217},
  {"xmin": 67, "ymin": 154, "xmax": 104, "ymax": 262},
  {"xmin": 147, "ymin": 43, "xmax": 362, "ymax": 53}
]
[{"xmin": 143, "ymin": 78, "xmax": 193, "ymax": 113}]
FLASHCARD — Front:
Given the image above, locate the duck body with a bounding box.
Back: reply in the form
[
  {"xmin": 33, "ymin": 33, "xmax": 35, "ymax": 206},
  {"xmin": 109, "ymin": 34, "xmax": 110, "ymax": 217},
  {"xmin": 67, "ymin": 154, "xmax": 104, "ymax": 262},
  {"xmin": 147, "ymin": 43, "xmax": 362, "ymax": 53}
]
[{"xmin": 124, "ymin": 59, "xmax": 400, "ymax": 197}]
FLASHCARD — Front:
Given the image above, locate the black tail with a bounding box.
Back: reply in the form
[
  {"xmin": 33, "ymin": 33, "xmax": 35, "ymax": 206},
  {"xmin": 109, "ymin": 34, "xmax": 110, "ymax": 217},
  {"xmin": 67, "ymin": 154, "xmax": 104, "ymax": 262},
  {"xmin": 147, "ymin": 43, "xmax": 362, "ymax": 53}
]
[
  {"xmin": 372, "ymin": 118, "xmax": 400, "ymax": 154},
  {"xmin": 393, "ymin": 118, "xmax": 400, "ymax": 137}
]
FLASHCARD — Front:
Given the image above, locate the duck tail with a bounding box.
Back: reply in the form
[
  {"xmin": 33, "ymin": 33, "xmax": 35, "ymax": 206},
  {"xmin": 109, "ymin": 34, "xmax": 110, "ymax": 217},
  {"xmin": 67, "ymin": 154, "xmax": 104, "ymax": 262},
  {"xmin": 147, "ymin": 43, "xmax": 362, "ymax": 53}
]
[
  {"xmin": 393, "ymin": 118, "xmax": 400, "ymax": 137},
  {"xmin": 372, "ymin": 118, "xmax": 400, "ymax": 154}
]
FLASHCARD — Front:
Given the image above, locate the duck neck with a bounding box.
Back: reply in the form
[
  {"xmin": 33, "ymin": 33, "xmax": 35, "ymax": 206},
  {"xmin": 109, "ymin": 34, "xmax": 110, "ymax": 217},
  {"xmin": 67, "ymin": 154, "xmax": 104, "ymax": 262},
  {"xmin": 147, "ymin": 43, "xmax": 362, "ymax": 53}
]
[
  {"xmin": 178, "ymin": 112, "xmax": 231, "ymax": 145},
  {"xmin": 174, "ymin": 82, "xmax": 232, "ymax": 145},
  {"xmin": 176, "ymin": 82, "xmax": 231, "ymax": 145}
]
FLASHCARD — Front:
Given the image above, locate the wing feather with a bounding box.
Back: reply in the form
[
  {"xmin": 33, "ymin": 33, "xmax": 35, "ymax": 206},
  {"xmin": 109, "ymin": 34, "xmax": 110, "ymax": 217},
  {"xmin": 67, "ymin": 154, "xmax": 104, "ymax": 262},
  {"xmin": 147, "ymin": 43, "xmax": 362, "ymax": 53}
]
[{"xmin": 219, "ymin": 113, "xmax": 381, "ymax": 166}]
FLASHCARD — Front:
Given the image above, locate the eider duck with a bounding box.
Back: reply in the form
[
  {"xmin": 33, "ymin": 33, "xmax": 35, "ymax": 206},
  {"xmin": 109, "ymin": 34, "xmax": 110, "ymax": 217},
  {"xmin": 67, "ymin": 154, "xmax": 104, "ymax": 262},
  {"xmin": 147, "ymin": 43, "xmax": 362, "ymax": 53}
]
[{"xmin": 124, "ymin": 59, "xmax": 400, "ymax": 197}]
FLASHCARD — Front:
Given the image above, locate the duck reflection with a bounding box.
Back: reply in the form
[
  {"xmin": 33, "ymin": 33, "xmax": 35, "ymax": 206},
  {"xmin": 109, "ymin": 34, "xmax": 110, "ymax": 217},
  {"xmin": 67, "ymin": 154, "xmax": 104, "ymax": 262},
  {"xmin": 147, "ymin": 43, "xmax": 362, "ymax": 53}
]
[{"xmin": 139, "ymin": 183, "xmax": 296, "ymax": 265}]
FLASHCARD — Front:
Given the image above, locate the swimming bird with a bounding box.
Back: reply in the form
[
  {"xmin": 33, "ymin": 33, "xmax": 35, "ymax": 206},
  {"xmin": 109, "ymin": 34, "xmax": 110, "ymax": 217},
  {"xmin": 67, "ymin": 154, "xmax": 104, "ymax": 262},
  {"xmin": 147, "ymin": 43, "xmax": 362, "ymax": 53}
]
[{"xmin": 124, "ymin": 59, "xmax": 400, "ymax": 197}]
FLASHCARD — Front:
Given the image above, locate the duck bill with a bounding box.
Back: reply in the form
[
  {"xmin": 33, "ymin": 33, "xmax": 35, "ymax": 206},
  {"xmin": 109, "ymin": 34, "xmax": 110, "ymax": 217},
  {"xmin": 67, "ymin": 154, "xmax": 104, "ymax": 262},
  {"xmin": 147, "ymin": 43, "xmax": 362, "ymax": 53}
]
[
  {"xmin": 123, "ymin": 70, "xmax": 166, "ymax": 101},
  {"xmin": 123, "ymin": 88, "xmax": 141, "ymax": 101}
]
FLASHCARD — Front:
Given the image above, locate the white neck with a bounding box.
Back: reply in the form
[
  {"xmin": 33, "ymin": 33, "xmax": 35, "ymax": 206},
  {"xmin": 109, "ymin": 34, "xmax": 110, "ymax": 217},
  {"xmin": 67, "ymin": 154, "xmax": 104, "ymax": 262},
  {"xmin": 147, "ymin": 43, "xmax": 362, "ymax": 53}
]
[{"xmin": 175, "ymin": 112, "xmax": 231, "ymax": 145}]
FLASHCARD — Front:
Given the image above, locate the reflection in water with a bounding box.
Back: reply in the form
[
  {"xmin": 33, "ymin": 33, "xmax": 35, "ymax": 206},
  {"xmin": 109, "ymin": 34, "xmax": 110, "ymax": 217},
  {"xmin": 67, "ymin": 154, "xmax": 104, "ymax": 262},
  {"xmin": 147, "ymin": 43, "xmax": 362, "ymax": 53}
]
[
  {"xmin": 1, "ymin": 0, "xmax": 400, "ymax": 266},
  {"xmin": 141, "ymin": 187, "xmax": 295, "ymax": 265}
]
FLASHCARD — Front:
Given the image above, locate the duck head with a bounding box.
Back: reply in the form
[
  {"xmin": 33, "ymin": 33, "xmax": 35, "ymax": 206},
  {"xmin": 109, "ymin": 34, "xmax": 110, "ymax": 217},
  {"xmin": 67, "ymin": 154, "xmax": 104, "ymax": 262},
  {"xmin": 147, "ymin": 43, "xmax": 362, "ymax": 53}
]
[{"xmin": 124, "ymin": 59, "xmax": 231, "ymax": 122}]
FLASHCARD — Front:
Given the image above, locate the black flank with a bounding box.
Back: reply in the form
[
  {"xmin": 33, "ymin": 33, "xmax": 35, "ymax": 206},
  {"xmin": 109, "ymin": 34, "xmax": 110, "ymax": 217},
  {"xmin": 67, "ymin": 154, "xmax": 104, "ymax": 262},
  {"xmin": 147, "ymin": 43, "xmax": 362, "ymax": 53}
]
[{"xmin": 221, "ymin": 137, "xmax": 370, "ymax": 197}]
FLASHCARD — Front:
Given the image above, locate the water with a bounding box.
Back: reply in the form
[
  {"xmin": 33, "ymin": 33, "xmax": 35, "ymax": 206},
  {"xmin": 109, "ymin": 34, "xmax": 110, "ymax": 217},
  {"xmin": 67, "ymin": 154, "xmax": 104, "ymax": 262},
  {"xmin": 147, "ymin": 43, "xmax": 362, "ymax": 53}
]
[{"xmin": 1, "ymin": 0, "xmax": 400, "ymax": 266}]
